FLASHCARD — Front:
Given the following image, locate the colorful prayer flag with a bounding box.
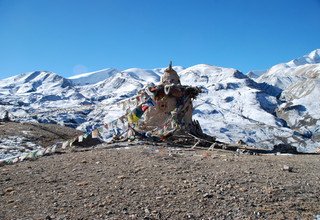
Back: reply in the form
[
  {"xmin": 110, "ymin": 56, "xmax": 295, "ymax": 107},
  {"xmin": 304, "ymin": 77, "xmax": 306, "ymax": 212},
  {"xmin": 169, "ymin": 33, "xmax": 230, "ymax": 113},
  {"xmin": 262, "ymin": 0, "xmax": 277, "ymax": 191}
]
[{"xmin": 145, "ymin": 97, "xmax": 156, "ymax": 107}]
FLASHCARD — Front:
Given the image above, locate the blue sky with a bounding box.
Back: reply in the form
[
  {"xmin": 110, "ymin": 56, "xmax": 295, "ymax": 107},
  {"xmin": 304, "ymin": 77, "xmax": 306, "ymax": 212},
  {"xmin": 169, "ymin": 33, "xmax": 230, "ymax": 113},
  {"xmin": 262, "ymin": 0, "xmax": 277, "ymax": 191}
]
[{"xmin": 1, "ymin": 0, "xmax": 320, "ymax": 79}]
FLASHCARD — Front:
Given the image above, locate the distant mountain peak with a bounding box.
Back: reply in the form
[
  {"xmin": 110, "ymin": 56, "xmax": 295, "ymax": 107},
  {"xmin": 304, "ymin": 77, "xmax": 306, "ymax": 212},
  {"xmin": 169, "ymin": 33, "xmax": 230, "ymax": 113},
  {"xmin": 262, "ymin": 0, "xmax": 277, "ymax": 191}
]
[
  {"xmin": 247, "ymin": 70, "xmax": 266, "ymax": 79},
  {"xmin": 308, "ymin": 49, "xmax": 320, "ymax": 61},
  {"xmin": 287, "ymin": 49, "xmax": 320, "ymax": 67}
]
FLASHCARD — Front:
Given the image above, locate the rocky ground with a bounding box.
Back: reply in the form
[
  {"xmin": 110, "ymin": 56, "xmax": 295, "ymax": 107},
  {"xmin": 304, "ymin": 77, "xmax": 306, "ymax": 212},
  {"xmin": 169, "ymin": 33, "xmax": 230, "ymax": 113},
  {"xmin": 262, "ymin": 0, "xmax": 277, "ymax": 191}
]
[
  {"xmin": 1, "ymin": 139, "xmax": 320, "ymax": 219},
  {"xmin": 0, "ymin": 121, "xmax": 83, "ymax": 161},
  {"xmin": 0, "ymin": 121, "xmax": 82, "ymax": 148}
]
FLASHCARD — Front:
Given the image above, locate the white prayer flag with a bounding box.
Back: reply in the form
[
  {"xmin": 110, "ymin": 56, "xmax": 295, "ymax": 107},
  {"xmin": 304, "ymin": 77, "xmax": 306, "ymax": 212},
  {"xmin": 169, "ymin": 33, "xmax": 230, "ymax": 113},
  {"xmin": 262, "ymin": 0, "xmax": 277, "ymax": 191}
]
[{"xmin": 92, "ymin": 129, "xmax": 99, "ymax": 138}]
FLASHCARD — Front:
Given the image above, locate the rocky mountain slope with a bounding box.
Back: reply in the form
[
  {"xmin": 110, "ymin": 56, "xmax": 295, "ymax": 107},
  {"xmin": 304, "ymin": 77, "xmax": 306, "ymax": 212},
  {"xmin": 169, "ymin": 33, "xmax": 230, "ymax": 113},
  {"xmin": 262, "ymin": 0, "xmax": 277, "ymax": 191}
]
[{"xmin": 257, "ymin": 49, "xmax": 320, "ymax": 149}]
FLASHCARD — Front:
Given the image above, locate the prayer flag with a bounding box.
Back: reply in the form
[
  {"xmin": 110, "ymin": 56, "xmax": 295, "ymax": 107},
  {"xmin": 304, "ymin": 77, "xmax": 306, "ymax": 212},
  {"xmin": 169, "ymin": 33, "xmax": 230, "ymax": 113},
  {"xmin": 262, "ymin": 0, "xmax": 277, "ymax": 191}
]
[
  {"xmin": 128, "ymin": 112, "xmax": 140, "ymax": 124},
  {"xmin": 141, "ymin": 105, "xmax": 149, "ymax": 112},
  {"xmin": 92, "ymin": 129, "xmax": 99, "ymax": 138},
  {"xmin": 122, "ymin": 102, "xmax": 127, "ymax": 110},
  {"xmin": 62, "ymin": 141, "xmax": 69, "ymax": 149},
  {"xmin": 145, "ymin": 97, "xmax": 156, "ymax": 107},
  {"xmin": 98, "ymin": 127, "xmax": 104, "ymax": 134}
]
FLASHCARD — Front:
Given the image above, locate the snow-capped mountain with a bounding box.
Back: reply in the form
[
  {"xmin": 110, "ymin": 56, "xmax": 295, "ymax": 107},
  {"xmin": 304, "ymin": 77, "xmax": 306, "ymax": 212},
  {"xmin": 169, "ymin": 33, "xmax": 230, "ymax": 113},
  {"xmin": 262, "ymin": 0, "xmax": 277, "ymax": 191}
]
[
  {"xmin": 178, "ymin": 64, "xmax": 314, "ymax": 150},
  {"xmin": 276, "ymin": 77, "xmax": 320, "ymax": 143},
  {"xmin": 257, "ymin": 49, "xmax": 320, "ymax": 89},
  {"xmin": 247, "ymin": 70, "xmax": 266, "ymax": 79},
  {"xmin": 256, "ymin": 49, "xmax": 320, "ymax": 148},
  {"xmin": 1, "ymin": 50, "xmax": 320, "ymax": 158},
  {"xmin": 0, "ymin": 71, "xmax": 72, "ymax": 95},
  {"xmin": 287, "ymin": 49, "xmax": 320, "ymax": 66}
]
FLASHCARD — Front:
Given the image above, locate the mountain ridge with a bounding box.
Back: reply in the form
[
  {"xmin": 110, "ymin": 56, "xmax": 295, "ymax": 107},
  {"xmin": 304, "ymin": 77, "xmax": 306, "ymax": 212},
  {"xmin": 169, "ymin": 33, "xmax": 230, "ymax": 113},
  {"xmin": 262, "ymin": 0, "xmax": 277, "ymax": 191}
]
[
  {"xmin": 1, "ymin": 49, "xmax": 320, "ymax": 159},
  {"xmin": 257, "ymin": 49, "xmax": 320, "ymax": 89}
]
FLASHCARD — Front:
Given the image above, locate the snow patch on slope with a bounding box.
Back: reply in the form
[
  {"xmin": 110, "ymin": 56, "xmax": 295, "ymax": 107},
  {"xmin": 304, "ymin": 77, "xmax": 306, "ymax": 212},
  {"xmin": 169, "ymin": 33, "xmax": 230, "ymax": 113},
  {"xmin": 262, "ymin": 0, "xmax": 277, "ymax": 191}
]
[{"xmin": 68, "ymin": 68, "xmax": 119, "ymax": 85}]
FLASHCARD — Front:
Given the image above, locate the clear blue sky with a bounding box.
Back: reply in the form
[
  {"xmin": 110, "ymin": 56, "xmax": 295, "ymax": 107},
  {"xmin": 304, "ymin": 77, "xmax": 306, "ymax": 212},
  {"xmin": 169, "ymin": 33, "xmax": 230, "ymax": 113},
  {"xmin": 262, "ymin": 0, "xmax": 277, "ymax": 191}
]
[{"xmin": 1, "ymin": 0, "xmax": 320, "ymax": 79}]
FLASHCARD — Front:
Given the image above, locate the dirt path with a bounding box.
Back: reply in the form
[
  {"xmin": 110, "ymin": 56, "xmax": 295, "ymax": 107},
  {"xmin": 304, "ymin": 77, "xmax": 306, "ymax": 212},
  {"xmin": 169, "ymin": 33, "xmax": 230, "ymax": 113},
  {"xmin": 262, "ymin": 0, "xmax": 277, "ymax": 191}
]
[{"xmin": 1, "ymin": 145, "xmax": 320, "ymax": 219}]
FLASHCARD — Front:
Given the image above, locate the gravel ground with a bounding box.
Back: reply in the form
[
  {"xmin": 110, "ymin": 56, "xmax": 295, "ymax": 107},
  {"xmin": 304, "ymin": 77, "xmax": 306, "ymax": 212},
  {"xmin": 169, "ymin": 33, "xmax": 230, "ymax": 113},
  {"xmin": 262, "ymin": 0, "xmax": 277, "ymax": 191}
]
[{"xmin": 1, "ymin": 144, "xmax": 320, "ymax": 220}]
